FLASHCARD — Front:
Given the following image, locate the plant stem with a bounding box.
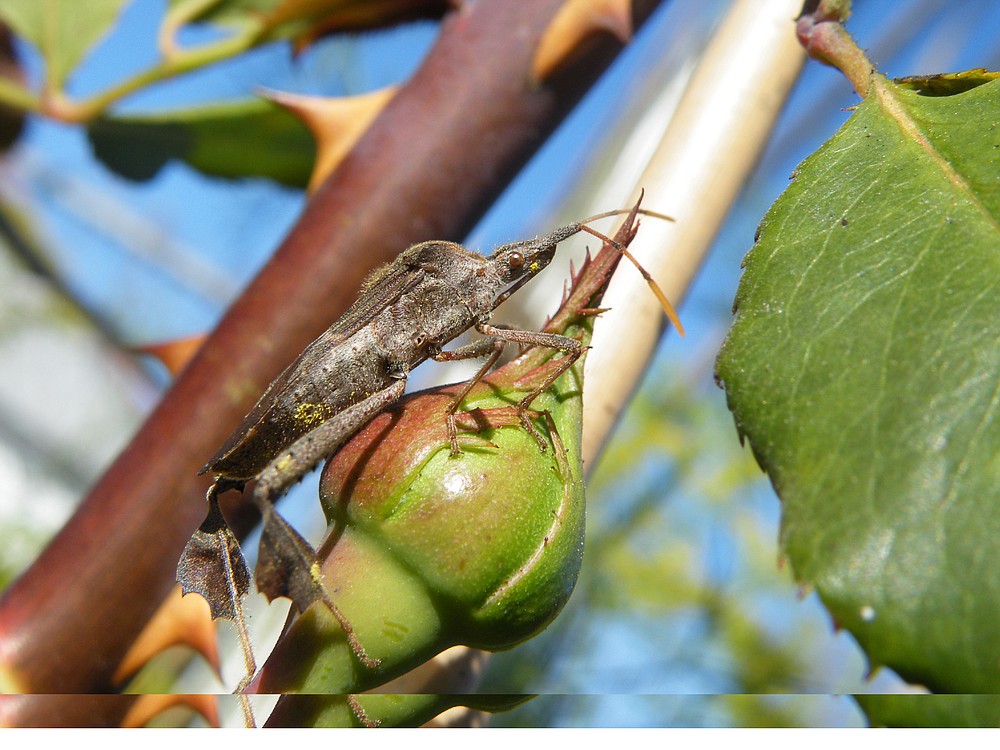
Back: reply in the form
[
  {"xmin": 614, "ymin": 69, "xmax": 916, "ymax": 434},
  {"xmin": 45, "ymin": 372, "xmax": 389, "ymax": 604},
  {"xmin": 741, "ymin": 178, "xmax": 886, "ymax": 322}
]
[
  {"xmin": 48, "ymin": 34, "xmax": 257, "ymax": 122},
  {"xmin": 796, "ymin": 0, "xmax": 875, "ymax": 98}
]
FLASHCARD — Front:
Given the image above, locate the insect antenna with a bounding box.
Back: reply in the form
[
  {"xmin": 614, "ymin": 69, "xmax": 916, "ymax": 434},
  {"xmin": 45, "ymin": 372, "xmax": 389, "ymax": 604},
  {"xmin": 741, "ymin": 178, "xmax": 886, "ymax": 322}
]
[
  {"xmin": 575, "ymin": 220, "xmax": 686, "ymax": 337},
  {"xmin": 492, "ymin": 203, "xmax": 685, "ymax": 336}
]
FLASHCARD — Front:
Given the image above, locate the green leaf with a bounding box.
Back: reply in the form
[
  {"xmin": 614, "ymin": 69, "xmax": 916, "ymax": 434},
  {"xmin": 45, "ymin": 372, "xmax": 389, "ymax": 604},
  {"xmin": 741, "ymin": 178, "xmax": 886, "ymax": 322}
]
[
  {"xmin": 856, "ymin": 695, "xmax": 1000, "ymax": 728},
  {"xmin": 715, "ymin": 76, "xmax": 1000, "ymax": 695},
  {"xmin": 166, "ymin": 0, "xmax": 450, "ymax": 45},
  {"xmin": 0, "ymin": 0, "xmax": 127, "ymax": 89},
  {"xmin": 87, "ymin": 99, "xmax": 315, "ymax": 186}
]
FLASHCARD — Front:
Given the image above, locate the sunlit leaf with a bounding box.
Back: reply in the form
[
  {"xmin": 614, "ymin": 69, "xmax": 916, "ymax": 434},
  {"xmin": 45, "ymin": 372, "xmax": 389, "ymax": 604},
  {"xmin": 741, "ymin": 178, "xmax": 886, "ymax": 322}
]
[
  {"xmin": 716, "ymin": 77, "xmax": 1000, "ymax": 693},
  {"xmin": 0, "ymin": 0, "xmax": 127, "ymax": 89}
]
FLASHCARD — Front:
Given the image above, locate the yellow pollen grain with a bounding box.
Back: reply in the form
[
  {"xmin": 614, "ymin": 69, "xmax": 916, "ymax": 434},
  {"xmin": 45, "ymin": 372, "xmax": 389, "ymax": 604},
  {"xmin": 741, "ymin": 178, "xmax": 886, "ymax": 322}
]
[{"xmin": 294, "ymin": 402, "xmax": 329, "ymax": 427}]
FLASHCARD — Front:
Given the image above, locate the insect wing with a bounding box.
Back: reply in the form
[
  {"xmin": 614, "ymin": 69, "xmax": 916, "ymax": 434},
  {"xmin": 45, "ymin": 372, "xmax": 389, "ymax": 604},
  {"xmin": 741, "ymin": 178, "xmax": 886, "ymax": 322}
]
[
  {"xmin": 329, "ymin": 264, "xmax": 426, "ymax": 339},
  {"xmin": 203, "ymin": 265, "xmax": 426, "ymax": 478}
]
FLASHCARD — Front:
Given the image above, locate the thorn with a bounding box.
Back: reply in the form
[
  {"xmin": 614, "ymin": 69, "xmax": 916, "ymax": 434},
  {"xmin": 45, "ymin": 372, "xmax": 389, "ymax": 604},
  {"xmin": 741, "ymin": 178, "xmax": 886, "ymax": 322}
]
[
  {"xmin": 114, "ymin": 585, "xmax": 222, "ymax": 685},
  {"xmin": 533, "ymin": 0, "xmax": 634, "ymax": 81},
  {"xmin": 134, "ymin": 334, "xmax": 206, "ymax": 377},
  {"xmin": 261, "ymin": 87, "xmax": 397, "ymax": 193},
  {"xmin": 120, "ymin": 693, "xmax": 221, "ymax": 728}
]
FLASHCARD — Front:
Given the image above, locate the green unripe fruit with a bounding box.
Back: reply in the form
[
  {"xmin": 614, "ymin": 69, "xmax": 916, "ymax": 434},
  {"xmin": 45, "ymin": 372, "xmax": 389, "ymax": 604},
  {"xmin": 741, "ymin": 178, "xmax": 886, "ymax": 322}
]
[{"xmin": 255, "ymin": 362, "xmax": 586, "ymax": 696}]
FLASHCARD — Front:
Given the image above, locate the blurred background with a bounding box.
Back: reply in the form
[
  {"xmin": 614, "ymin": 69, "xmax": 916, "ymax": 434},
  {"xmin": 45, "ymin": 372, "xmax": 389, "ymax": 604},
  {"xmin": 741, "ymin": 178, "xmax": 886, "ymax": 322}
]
[{"xmin": 0, "ymin": 0, "xmax": 998, "ymax": 727}]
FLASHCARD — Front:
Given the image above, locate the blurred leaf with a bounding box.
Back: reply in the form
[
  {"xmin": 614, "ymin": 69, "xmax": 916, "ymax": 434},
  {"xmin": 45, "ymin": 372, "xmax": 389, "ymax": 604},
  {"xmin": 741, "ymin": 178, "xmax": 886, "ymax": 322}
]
[
  {"xmin": 166, "ymin": 0, "xmax": 450, "ymax": 48},
  {"xmin": 716, "ymin": 76, "xmax": 1000, "ymax": 694},
  {"xmin": 0, "ymin": 26, "xmax": 26, "ymax": 150},
  {"xmin": 533, "ymin": 0, "xmax": 632, "ymax": 80},
  {"xmin": 0, "ymin": 0, "xmax": 127, "ymax": 89},
  {"xmin": 87, "ymin": 99, "xmax": 315, "ymax": 185},
  {"xmin": 856, "ymin": 694, "xmax": 1000, "ymax": 728}
]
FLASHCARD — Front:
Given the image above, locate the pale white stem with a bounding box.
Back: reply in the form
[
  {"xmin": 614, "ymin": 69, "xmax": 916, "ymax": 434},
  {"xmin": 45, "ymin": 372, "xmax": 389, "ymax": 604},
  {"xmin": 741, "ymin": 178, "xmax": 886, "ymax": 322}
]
[{"xmin": 582, "ymin": 0, "xmax": 807, "ymax": 467}]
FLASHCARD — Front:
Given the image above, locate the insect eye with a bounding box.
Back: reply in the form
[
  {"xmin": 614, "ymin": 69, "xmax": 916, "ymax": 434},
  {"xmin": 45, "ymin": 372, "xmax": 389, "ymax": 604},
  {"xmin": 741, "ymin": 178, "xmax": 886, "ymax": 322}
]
[
  {"xmin": 508, "ymin": 251, "xmax": 525, "ymax": 270},
  {"xmin": 412, "ymin": 332, "xmax": 426, "ymax": 347}
]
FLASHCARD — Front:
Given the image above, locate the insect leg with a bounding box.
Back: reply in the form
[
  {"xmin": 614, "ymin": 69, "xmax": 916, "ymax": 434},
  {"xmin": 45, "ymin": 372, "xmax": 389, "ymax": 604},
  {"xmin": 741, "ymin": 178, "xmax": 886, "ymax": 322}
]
[
  {"xmin": 433, "ymin": 336, "xmax": 506, "ymax": 454},
  {"xmin": 250, "ymin": 378, "xmax": 407, "ymax": 670},
  {"xmin": 441, "ymin": 323, "xmax": 583, "ymax": 453},
  {"xmin": 478, "ymin": 324, "xmax": 584, "ymax": 450},
  {"xmin": 254, "ymin": 378, "xmax": 407, "ymax": 502}
]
